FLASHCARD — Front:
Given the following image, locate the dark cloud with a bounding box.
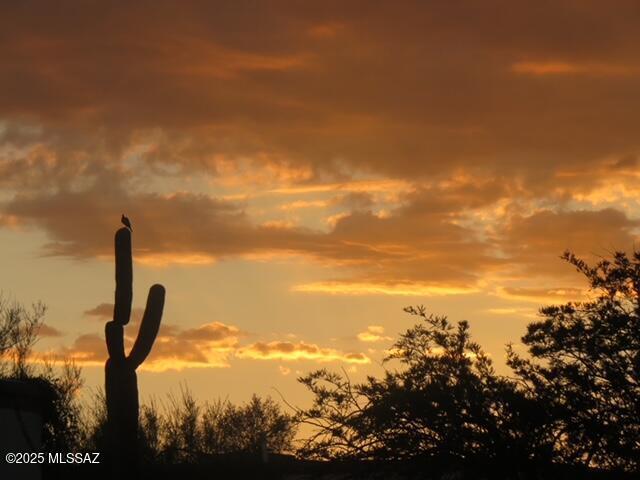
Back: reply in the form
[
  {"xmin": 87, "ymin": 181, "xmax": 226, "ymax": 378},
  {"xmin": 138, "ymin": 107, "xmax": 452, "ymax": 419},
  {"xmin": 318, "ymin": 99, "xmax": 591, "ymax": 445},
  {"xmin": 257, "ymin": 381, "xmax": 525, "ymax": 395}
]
[
  {"xmin": 9, "ymin": 167, "xmax": 639, "ymax": 292},
  {"xmin": 2, "ymin": 1, "xmax": 640, "ymax": 298},
  {"xmin": 2, "ymin": 175, "xmax": 501, "ymax": 287},
  {"xmin": 500, "ymin": 208, "xmax": 640, "ymax": 278},
  {"xmin": 83, "ymin": 303, "xmax": 113, "ymax": 318},
  {"xmin": 63, "ymin": 333, "xmax": 104, "ymax": 364},
  {"xmin": 39, "ymin": 324, "xmax": 63, "ymax": 338},
  {"xmin": 1, "ymin": 1, "xmax": 639, "ymax": 187}
]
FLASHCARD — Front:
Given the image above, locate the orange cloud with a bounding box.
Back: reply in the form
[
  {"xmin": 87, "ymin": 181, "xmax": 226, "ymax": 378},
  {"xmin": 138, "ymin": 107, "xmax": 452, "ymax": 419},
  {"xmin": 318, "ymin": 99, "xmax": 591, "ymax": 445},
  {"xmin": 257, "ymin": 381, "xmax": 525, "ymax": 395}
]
[
  {"xmin": 64, "ymin": 301, "xmax": 373, "ymax": 369},
  {"xmin": 485, "ymin": 307, "xmax": 536, "ymax": 318},
  {"xmin": 83, "ymin": 303, "xmax": 114, "ymax": 319},
  {"xmin": 3, "ymin": 2, "xmax": 640, "ymax": 304},
  {"xmin": 236, "ymin": 341, "xmax": 370, "ymax": 364},
  {"xmin": 62, "ymin": 302, "xmax": 245, "ymax": 370},
  {"xmin": 511, "ymin": 61, "xmax": 639, "ymax": 77},
  {"xmin": 38, "ymin": 324, "xmax": 63, "ymax": 338},
  {"xmin": 307, "ymin": 22, "xmax": 344, "ymax": 39},
  {"xmin": 61, "ymin": 334, "xmax": 104, "ymax": 365},
  {"xmin": 293, "ymin": 281, "xmax": 480, "ymax": 297},
  {"xmin": 499, "ymin": 208, "xmax": 640, "ymax": 278},
  {"xmin": 2, "ymin": 1, "xmax": 640, "ymax": 193},
  {"xmin": 497, "ymin": 287, "xmax": 585, "ymax": 303},
  {"xmin": 135, "ymin": 253, "xmax": 217, "ymax": 267},
  {"xmin": 84, "ymin": 303, "xmax": 145, "ymax": 323},
  {"xmin": 357, "ymin": 325, "xmax": 392, "ymax": 343}
]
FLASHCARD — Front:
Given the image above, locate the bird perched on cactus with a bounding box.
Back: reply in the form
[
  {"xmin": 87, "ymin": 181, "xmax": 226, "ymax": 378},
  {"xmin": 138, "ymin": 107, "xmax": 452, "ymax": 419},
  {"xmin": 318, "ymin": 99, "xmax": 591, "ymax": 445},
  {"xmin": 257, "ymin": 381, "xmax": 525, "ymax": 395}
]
[{"xmin": 121, "ymin": 214, "xmax": 132, "ymax": 231}]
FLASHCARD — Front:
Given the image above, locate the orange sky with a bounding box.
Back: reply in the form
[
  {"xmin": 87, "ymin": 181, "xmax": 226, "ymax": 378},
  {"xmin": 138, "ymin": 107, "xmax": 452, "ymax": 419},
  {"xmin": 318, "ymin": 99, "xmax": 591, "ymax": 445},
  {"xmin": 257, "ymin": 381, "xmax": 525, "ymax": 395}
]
[{"xmin": 1, "ymin": 1, "xmax": 640, "ymax": 408}]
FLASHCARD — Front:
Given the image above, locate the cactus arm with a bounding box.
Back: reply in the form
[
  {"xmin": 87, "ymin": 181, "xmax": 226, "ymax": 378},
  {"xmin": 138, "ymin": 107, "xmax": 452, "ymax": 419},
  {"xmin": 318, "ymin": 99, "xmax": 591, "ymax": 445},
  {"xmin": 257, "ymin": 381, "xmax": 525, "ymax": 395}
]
[
  {"xmin": 105, "ymin": 321, "xmax": 125, "ymax": 361},
  {"xmin": 113, "ymin": 228, "xmax": 132, "ymax": 326},
  {"xmin": 127, "ymin": 284, "xmax": 165, "ymax": 369}
]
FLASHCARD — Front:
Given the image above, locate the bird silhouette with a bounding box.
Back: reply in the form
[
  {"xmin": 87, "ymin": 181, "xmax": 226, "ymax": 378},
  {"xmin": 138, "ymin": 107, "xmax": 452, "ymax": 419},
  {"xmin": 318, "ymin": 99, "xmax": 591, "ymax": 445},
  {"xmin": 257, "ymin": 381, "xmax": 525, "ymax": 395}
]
[{"xmin": 121, "ymin": 214, "xmax": 133, "ymax": 231}]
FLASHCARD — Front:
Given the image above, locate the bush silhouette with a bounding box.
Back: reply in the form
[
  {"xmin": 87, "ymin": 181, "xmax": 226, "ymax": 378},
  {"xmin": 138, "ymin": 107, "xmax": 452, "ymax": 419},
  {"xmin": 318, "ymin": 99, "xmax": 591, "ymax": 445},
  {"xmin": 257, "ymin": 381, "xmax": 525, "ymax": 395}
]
[
  {"xmin": 508, "ymin": 250, "xmax": 640, "ymax": 471},
  {"xmin": 0, "ymin": 294, "xmax": 84, "ymax": 453},
  {"xmin": 297, "ymin": 306, "xmax": 553, "ymax": 478}
]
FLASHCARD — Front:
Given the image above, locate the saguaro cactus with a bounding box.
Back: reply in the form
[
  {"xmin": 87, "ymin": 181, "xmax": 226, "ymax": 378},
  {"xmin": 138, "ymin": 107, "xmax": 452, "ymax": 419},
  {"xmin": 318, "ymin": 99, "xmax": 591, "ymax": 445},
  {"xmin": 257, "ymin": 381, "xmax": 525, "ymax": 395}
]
[{"xmin": 105, "ymin": 227, "xmax": 165, "ymax": 476}]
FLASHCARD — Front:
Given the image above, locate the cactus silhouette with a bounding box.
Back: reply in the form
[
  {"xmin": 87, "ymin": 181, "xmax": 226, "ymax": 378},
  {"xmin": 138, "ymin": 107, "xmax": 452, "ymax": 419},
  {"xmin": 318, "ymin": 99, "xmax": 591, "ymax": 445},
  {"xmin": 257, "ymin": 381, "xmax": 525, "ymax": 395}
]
[{"xmin": 105, "ymin": 227, "xmax": 165, "ymax": 476}]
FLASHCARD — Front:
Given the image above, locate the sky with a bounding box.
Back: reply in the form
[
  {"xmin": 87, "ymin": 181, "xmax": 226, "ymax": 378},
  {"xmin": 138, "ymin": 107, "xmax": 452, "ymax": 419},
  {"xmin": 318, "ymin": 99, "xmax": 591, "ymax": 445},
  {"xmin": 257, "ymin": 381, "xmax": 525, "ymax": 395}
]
[{"xmin": 1, "ymin": 1, "xmax": 640, "ymax": 410}]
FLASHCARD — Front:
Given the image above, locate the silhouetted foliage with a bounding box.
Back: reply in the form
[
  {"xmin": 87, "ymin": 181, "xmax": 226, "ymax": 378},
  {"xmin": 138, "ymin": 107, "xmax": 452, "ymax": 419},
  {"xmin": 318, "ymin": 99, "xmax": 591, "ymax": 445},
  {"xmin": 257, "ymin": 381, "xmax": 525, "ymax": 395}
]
[
  {"xmin": 297, "ymin": 306, "xmax": 554, "ymax": 478},
  {"xmin": 0, "ymin": 294, "xmax": 84, "ymax": 452},
  {"xmin": 81, "ymin": 388, "xmax": 109, "ymax": 453},
  {"xmin": 148, "ymin": 390, "xmax": 296, "ymax": 463},
  {"xmin": 507, "ymin": 250, "xmax": 640, "ymax": 471},
  {"xmin": 0, "ymin": 294, "xmax": 46, "ymax": 377},
  {"xmin": 82, "ymin": 387, "xmax": 297, "ymax": 466}
]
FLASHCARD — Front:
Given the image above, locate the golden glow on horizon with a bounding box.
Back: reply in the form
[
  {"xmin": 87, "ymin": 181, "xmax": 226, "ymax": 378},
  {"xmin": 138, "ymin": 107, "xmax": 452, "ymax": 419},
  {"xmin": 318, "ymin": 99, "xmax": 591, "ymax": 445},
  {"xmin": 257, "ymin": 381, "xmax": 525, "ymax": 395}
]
[
  {"xmin": 292, "ymin": 281, "xmax": 480, "ymax": 296},
  {"xmin": 135, "ymin": 253, "xmax": 217, "ymax": 266}
]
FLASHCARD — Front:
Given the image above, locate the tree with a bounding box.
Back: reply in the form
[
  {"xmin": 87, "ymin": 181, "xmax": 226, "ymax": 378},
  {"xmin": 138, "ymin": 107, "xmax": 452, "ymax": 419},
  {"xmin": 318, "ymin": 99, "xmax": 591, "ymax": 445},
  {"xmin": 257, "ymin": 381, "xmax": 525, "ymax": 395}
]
[
  {"xmin": 124, "ymin": 389, "xmax": 297, "ymax": 464},
  {"xmin": 210, "ymin": 394, "xmax": 296, "ymax": 455},
  {"xmin": 297, "ymin": 307, "xmax": 553, "ymax": 476},
  {"xmin": 0, "ymin": 294, "xmax": 84, "ymax": 452},
  {"xmin": 0, "ymin": 294, "xmax": 46, "ymax": 377},
  {"xmin": 508, "ymin": 250, "xmax": 640, "ymax": 471}
]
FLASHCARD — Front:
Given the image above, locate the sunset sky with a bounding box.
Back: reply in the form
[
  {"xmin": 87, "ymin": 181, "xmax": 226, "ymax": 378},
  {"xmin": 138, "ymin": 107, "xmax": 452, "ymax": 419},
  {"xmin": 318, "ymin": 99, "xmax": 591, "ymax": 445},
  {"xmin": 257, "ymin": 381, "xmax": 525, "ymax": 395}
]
[{"xmin": 2, "ymin": 1, "xmax": 640, "ymax": 409}]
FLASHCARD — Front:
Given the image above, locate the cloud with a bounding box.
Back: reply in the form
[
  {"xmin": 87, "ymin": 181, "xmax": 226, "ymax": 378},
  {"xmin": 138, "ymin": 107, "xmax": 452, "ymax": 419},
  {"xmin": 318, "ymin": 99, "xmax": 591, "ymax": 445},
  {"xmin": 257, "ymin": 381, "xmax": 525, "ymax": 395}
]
[
  {"xmin": 64, "ymin": 302, "xmax": 370, "ymax": 370},
  {"xmin": 38, "ymin": 324, "xmax": 63, "ymax": 338},
  {"xmin": 292, "ymin": 281, "xmax": 480, "ymax": 297},
  {"xmin": 236, "ymin": 341, "xmax": 370, "ymax": 364},
  {"xmin": 146, "ymin": 321, "xmax": 242, "ymax": 371},
  {"xmin": 2, "ymin": 1, "xmax": 640, "ymax": 303},
  {"xmin": 178, "ymin": 322, "xmax": 242, "ymax": 343},
  {"xmin": 1, "ymin": 175, "xmax": 502, "ymax": 287},
  {"xmin": 497, "ymin": 287, "xmax": 585, "ymax": 303},
  {"xmin": 62, "ymin": 301, "xmax": 245, "ymax": 370},
  {"xmin": 62, "ymin": 328, "xmax": 369, "ymax": 370},
  {"xmin": 83, "ymin": 303, "xmax": 114, "ymax": 319},
  {"xmin": 499, "ymin": 208, "xmax": 640, "ymax": 278},
  {"xmin": 9, "ymin": 169, "xmax": 639, "ymax": 297},
  {"xmin": 357, "ymin": 325, "xmax": 392, "ymax": 343},
  {"xmin": 485, "ymin": 307, "xmax": 536, "ymax": 318},
  {"xmin": 511, "ymin": 61, "xmax": 640, "ymax": 77},
  {"xmin": 2, "ymin": 1, "xmax": 640, "ymax": 189},
  {"xmin": 83, "ymin": 303, "xmax": 145, "ymax": 323},
  {"xmin": 61, "ymin": 334, "xmax": 104, "ymax": 364}
]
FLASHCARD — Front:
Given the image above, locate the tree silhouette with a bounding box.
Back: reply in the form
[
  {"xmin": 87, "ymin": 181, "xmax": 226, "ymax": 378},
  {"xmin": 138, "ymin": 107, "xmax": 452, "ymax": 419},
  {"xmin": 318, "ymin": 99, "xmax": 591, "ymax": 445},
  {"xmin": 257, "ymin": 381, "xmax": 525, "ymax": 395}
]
[
  {"xmin": 297, "ymin": 306, "xmax": 554, "ymax": 477},
  {"xmin": 508, "ymin": 250, "xmax": 640, "ymax": 471},
  {"xmin": 0, "ymin": 295, "xmax": 46, "ymax": 378},
  {"xmin": 0, "ymin": 295, "xmax": 84, "ymax": 453}
]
